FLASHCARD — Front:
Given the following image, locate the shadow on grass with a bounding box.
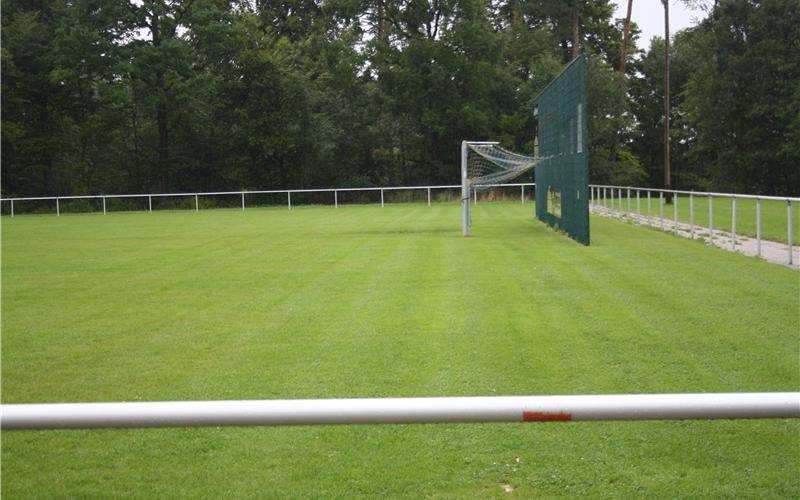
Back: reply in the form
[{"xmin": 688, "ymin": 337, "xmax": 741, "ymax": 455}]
[{"xmin": 344, "ymin": 227, "xmax": 455, "ymax": 236}]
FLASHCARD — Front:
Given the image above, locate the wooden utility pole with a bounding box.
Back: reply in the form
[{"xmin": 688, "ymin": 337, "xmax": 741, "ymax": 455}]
[
  {"xmin": 619, "ymin": 0, "xmax": 633, "ymax": 73},
  {"xmin": 662, "ymin": 0, "xmax": 672, "ymax": 199}
]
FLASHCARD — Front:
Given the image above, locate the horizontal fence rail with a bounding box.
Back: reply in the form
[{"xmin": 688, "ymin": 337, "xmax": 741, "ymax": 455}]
[
  {"xmin": 2, "ymin": 393, "xmax": 798, "ymax": 430},
  {"xmin": 0, "ymin": 182, "xmax": 535, "ymax": 217},
  {"xmin": 4, "ymin": 182, "xmax": 797, "ymax": 265},
  {"xmin": 589, "ymin": 184, "xmax": 799, "ymax": 267}
]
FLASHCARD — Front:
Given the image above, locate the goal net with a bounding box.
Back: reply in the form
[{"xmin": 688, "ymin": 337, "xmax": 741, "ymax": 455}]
[{"xmin": 461, "ymin": 141, "xmax": 538, "ymax": 236}]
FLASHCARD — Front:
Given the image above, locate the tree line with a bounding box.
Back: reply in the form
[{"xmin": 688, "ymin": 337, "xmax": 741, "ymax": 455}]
[{"xmin": 2, "ymin": 0, "xmax": 798, "ymax": 198}]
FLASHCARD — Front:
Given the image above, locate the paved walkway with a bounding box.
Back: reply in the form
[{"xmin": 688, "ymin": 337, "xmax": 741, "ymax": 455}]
[{"xmin": 591, "ymin": 205, "xmax": 799, "ymax": 270}]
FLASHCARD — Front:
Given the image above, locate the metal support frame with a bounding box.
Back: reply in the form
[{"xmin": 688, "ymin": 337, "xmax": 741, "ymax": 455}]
[
  {"xmin": 56, "ymin": 198, "xmax": 60, "ymax": 216},
  {"xmin": 428, "ymin": 188, "xmax": 432, "ymax": 206},
  {"xmin": 195, "ymin": 195, "xmax": 198, "ymax": 212},
  {"xmin": 2, "ymin": 393, "xmax": 797, "ymax": 430},
  {"xmin": 241, "ymin": 192, "xmax": 245, "ymax": 211},
  {"xmin": 288, "ymin": 192, "xmax": 291, "ymax": 210},
  {"xmin": 689, "ymin": 194, "xmax": 694, "ymax": 238},
  {"xmin": 103, "ymin": 197, "xmax": 107, "ymax": 215},
  {"xmin": 148, "ymin": 196, "xmax": 152, "ymax": 213},
  {"xmin": 381, "ymin": 189, "xmax": 384, "ymax": 207},
  {"xmin": 659, "ymin": 192, "xmax": 664, "ymax": 229},
  {"xmin": 335, "ymin": 190, "xmax": 338, "ymax": 208}
]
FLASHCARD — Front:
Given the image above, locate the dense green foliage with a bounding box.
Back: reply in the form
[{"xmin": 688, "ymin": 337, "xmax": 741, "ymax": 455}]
[
  {"xmin": 1, "ymin": 0, "xmax": 798, "ymax": 197},
  {"xmin": 2, "ymin": 205, "xmax": 798, "ymax": 496}
]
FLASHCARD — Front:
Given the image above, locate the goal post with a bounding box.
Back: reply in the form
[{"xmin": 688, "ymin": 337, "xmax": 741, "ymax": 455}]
[{"xmin": 461, "ymin": 141, "xmax": 537, "ymax": 236}]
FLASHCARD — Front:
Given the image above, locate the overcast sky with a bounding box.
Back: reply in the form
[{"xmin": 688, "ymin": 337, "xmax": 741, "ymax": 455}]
[{"xmin": 611, "ymin": 0, "xmax": 708, "ymax": 51}]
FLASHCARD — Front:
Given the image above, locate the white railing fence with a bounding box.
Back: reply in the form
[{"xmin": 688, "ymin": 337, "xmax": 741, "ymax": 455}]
[
  {"xmin": 2, "ymin": 393, "xmax": 798, "ymax": 430},
  {"xmin": 3, "ymin": 182, "xmax": 797, "ymax": 265},
  {"xmin": 590, "ymin": 184, "xmax": 799, "ymax": 266},
  {"xmin": 0, "ymin": 183, "xmax": 535, "ymax": 218}
]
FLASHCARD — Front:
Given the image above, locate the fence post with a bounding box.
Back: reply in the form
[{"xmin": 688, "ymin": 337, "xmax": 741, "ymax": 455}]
[
  {"xmin": 627, "ymin": 188, "xmax": 631, "ymax": 216},
  {"xmin": 789, "ymin": 200, "xmax": 794, "ymax": 266},
  {"xmin": 756, "ymin": 198, "xmax": 761, "ymax": 257},
  {"xmin": 381, "ymin": 189, "xmax": 384, "ymax": 207},
  {"xmin": 731, "ymin": 196, "xmax": 736, "ymax": 249},
  {"xmin": 335, "ymin": 190, "xmax": 338, "ymax": 208},
  {"xmin": 11, "ymin": 199, "xmax": 14, "ymax": 217},
  {"xmin": 618, "ymin": 188, "xmax": 622, "ymax": 212},
  {"xmin": 520, "ymin": 185, "xmax": 524, "ymax": 204},
  {"xmin": 103, "ymin": 196, "xmax": 107, "ymax": 215},
  {"xmin": 659, "ymin": 191, "xmax": 664, "ymax": 230},
  {"xmin": 689, "ymin": 193, "xmax": 694, "ymax": 238},
  {"xmin": 241, "ymin": 192, "xmax": 245, "ymax": 211},
  {"xmin": 148, "ymin": 195, "xmax": 152, "ymax": 213},
  {"xmin": 288, "ymin": 192, "xmax": 291, "ymax": 210},
  {"xmin": 195, "ymin": 194, "xmax": 198, "ymax": 211},
  {"xmin": 673, "ymin": 193, "xmax": 678, "ymax": 234},
  {"xmin": 709, "ymin": 195, "xmax": 714, "ymax": 245},
  {"xmin": 428, "ymin": 187, "xmax": 432, "ymax": 206},
  {"xmin": 636, "ymin": 190, "xmax": 640, "ymax": 219},
  {"xmin": 474, "ymin": 190, "xmax": 477, "ymax": 204},
  {"xmin": 647, "ymin": 191, "xmax": 651, "ymax": 218},
  {"xmin": 57, "ymin": 198, "xmax": 60, "ymax": 216}
]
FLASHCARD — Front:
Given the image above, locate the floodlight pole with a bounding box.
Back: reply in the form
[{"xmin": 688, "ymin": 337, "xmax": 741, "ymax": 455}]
[{"xmin": 662, "ymin": 0, "xmax": 672, "ymax": 202}]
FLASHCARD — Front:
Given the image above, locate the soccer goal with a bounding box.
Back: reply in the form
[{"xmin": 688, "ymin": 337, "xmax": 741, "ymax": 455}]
[
  {"xmin": 461, "ymin": 54, "xmax": 589, "ymax": 243},
  {"xmin": 461, "ymin": 141, "xmax": 538, "ymax": 236}
]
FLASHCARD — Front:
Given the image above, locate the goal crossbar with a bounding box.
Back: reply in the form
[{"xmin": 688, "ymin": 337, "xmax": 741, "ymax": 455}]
[{"xmin": 2, "ymin": 393, "xmax": 797, "ymax": 430}]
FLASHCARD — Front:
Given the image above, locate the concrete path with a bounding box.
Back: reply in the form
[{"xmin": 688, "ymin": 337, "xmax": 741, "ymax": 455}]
[{"xmin": 591, "ymin": 205, "xmax": 798, "ymax": 270}]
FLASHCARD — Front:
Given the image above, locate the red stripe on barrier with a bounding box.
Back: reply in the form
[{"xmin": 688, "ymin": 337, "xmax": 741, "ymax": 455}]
[{"xmin": 523, "ymin": 411, "xmax": 572, "ymax": 422}]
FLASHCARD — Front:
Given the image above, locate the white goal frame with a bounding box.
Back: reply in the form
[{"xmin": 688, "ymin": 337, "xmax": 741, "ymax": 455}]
[{"xmin": 462, "ymin": 140, "xmax": 500, "ymax": 236}]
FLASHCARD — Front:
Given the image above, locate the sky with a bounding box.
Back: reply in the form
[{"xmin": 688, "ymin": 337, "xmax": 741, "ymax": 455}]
[{"xmin": 611, "ymin": 0, "xmax": 708, "ymax": 51}]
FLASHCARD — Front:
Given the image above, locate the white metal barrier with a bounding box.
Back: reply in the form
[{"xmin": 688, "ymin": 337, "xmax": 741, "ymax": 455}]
[
  {"xmin": 590, "ymin": 184, "xmax": 799, "ymax": 266},
  {"xmin": 0, "ymin": 183, "xmax": 534, "ymax": 218},
  {"xmin": 2, "ymin": 393, "xmax": 797, "ymax": 430}
]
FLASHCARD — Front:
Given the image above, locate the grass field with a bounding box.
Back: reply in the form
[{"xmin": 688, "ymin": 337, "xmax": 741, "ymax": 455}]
[
  {"xmin": 2, "ymin": 203, "xmax": 799, "ymax": 498},
  {"xmin": 595, "ymin": 192, "xmax": 799, "ymax": 243}
]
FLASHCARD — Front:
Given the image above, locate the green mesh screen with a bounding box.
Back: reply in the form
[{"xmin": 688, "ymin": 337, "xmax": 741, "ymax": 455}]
[{"xmin": 534, "ymin": 54, "xmax": 590, "ymax": 245}]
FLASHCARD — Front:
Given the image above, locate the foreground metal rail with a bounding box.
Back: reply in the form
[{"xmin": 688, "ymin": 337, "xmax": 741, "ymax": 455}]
[{"xmin": 2, "ymin": 393, "xmax": 797, "ymax": 430}]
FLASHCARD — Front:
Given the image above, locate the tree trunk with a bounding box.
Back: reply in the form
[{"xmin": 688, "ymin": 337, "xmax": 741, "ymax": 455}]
[
  {"xmin": 620, "ymin": 0, "xmax": 633, "ymax": 73},
  {"xmin": 571, "ymin": 5, "xmax": 581, "ymax": 59},
  {"xmin": 151, "ymin": 10, "xmax": 169, "ymax": 191},
  {"xmin": 376, "ymin": 0, "xmax": 385, "ymax": 41},
  {"xmin": 663, "ymin": 0, "xmax": 672, "ymax": 200}
]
